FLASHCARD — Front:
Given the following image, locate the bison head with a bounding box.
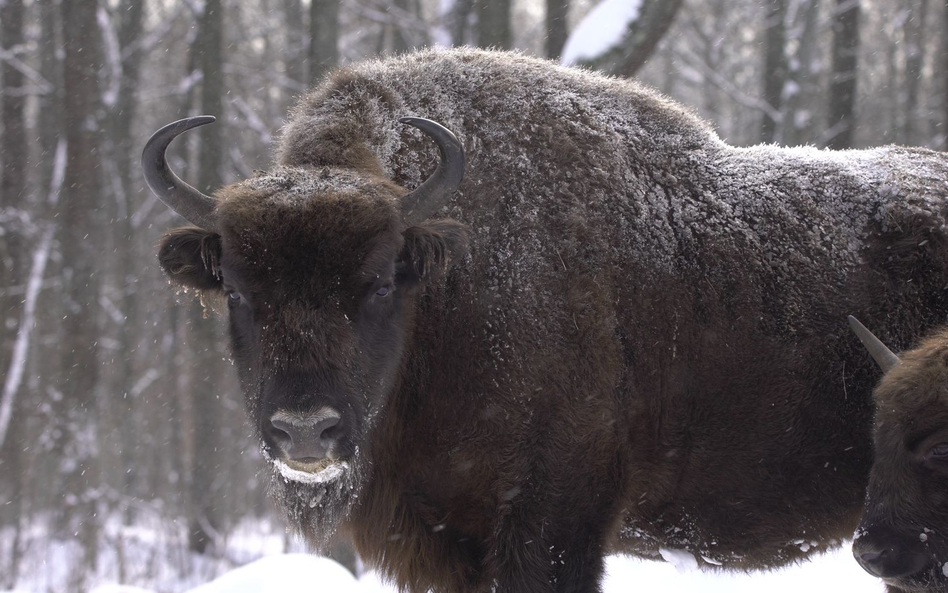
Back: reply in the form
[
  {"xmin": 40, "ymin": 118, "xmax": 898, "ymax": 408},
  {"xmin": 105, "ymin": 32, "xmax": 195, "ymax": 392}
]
[
  {"xmin": 143, "ymin": 116, "xmax": 468, "ymax": 546},
  {"xmin": 850, "ymin": 316, "xmax": 948, "ymax": 592}
]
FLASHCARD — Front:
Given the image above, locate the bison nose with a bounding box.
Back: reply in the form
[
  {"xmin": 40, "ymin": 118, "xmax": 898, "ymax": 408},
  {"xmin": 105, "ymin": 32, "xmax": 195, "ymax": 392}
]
[
  {"xmin": 853, "ymin": 537, "xmax": 929, "ymax": 579},
  {"xmin": 268, "ymin": 411, "xmax": 341, "ymax": 462}
]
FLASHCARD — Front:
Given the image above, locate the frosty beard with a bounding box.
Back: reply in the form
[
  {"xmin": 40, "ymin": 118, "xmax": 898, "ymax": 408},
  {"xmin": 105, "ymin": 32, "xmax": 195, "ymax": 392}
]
[{"xmin": 267, "ymin": 448, "xmax": 368, "ymax": 550}]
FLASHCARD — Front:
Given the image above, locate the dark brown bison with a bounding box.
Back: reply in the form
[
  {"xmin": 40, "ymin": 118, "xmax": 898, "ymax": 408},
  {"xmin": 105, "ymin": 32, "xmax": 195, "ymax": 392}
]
[
  {"xmin": 850, "ymin": 317, "xmax": 948, "ymax": 593},
  {"xmin": 144, "ymin": 48, "xmax": 948, "ymax": 592}
]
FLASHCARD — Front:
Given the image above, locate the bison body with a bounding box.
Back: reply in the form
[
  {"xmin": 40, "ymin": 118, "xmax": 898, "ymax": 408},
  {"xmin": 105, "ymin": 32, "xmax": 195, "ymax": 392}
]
[{"xmin": 150, "ymin": 49, "xmax": 948, "ymax": 592}]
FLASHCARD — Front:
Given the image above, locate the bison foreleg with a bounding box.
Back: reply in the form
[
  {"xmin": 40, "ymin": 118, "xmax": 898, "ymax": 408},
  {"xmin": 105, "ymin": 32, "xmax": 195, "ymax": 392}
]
[
  {"xmin": 487, "ymin": 506, "xmax": 555, "ymax": 592},
  {"xmin": 486, "ymin": 505, "xmax": 605, "ymax": 593}
]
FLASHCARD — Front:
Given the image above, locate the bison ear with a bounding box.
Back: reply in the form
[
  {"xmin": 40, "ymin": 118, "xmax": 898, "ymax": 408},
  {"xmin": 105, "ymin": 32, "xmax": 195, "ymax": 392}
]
[
  {"xmin": 398, "ymin": 219, "xmax": 469, "ymax": 283},
  {"xmin": 157, "ymin": 227, "xmax": 223, "ymax": 292}
]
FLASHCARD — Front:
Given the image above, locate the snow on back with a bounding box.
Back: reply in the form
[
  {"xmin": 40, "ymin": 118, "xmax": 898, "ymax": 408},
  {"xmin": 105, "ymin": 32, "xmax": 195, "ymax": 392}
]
[{"xmin": 561, "ymin": 0, "xmax": 643, "ymax": 66}]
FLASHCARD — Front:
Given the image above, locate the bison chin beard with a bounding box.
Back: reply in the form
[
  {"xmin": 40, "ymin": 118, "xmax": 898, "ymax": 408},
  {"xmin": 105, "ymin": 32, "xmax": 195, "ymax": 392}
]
[{"xmin": 265, "ymin": 446, "xmax": 369, "ymax": 551}]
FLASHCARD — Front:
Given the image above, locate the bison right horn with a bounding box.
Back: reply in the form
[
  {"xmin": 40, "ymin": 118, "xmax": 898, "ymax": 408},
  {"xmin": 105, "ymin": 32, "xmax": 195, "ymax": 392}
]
[
  {"xmin": 398, "ymin": 117, "xmax": 465, "ymax": 225},
  {"xmin": 142, "ymin": 116, "xmax": 219, "ymax": 229},
  {"xmin": 848, "ymin": 315, "xmax": 900, "ymax": 373}
]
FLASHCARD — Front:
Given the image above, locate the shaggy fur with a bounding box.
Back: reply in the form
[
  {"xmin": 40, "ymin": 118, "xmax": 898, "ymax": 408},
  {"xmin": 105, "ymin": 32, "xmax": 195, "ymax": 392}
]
[
  {"xmin": 155, "ymin": 48, "xmax": 948, "ymax": 592},
  {"xmin": 855, "ymin": 330, "xmax": 948, "ymax": 593}
]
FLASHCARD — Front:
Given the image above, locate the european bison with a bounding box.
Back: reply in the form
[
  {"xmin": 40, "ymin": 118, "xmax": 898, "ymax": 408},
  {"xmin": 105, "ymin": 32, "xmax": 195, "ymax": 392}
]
[
  {"xmin": 850, "ymin": 317, "xmax": 948, "ymax": 593},
  {"xmin": 144, "ymin": 49, "xmax": 948, "ymax": 592}
]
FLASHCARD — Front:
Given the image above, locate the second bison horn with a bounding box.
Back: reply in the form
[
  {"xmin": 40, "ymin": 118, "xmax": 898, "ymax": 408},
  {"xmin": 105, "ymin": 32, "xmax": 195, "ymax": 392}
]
[
  {"xmin": 399, "ymin": 117, "xmax": 465, "ymax": 225},
  {"xmin": 848, "ymin": 315, "xmax": 900, "ymax": 373},
  {"xmin": 142, "ymin": 116, "xmax": 219, "ymax": 230}
]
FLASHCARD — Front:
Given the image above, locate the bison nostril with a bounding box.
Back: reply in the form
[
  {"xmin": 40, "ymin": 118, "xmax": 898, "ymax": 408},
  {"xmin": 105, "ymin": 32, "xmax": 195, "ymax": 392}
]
[
  {"xmin": 269, "ymin": 411, "xmax": 342, "ymax": 462},
  {"xmin": 267, "ymin": 423, "xmax": 292, "ymax": 447},
  {"xmin": 854, "ymin": 546, "xmax": 890, "ymax": 577},
  {"xmin": 854, "ymin": 539, "xmax": 929, "ymax": 579}
]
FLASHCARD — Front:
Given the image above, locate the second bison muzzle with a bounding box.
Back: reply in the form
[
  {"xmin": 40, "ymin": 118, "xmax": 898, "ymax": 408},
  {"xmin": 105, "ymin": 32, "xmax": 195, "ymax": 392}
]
[{"xmin": 145, "ymin": 49, "xmax": 948, "ymax": 592}]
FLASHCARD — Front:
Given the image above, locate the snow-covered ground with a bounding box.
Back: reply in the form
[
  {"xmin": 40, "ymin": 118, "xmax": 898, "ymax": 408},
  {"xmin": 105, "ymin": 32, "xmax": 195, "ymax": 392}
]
[
  {"xmin": 1, "ymin": 517, "xmax": 884, "ymax": 593},
  {"xmin": 168, "ymin": 549, "xmax": 884, "ymax": 593},
  {"xmin": 81, "ymin": 548, "xmax": 885, "ymax": 593}
]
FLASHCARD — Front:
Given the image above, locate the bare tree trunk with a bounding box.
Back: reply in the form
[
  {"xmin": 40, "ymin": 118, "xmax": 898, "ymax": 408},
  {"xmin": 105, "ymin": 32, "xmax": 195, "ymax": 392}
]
[
  {"xmin": 30, "ymin": 0, "xmax": 63, "ymax": 554},
  {"xmin": 827, "ymin": 0, "xmax": 861, "ymax": 149},
  {"xmin": 449, "ymin": 0, "xmax": 475, "ymax": 46},
  {"xmin": 59, "ymin": 0, "xmax": 104, "ymax": 576},
  {"xmin": 309, "ymin": 0, "xmax": 340, "ymax": 85},
  {"xmin": 943, "ymin": 0, "xmax": 948, "ymax": 149},
  {"xmin": 545, "ymin": 0, "xmax": 569, "ymax": 59},
  {"xmin": 0, "ymin": 7, "xmax": 28, "ymax": 575},
  {"xmin": 1, "ymin": 0, "xmax": 28, "ymax": 453},
  {"xmin": 107, "ymin": 0, "xmax": 146, "ymax": 522},
  {"xmin": 390, "ymin": 0, "xmax": 413, "ymax": 54},
  {"xmin": 187, "ymin": 0, "xmax": 225, "ymax": 555},
  {"xmin": 760, "ymin": 0, "xmax": 787, "ymax": 143},
  {"xmin": 782, "ymin": 0, "xmax": 822, "ymax": 146},
  {"xmin": 1, "ymin": 0, "xmax": 27, "ymax": 283},
  {"xmin": 903, "ymin": 0, "xmax": 929, "ymax": 144},
  {"xmin": 477, "ymin": 0, "xmax": 512, "ymax": 49},
  {"xmin": 584, "ymin": 0, "xmax": 685, "ymax": 78},
  {"xmin": 282, "ymin": 0, "xmax": 307, "ymax": 88}
]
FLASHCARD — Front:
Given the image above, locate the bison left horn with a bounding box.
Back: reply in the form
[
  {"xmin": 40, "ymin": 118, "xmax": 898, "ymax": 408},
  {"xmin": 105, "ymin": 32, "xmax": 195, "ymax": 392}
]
[
  {"xmin": 848, "ymin": 315, "xmax": 900, "ymax": 373},
  {"xmin": 399, "ymin": 117, "xmax": 465, "ymax": 225},
  {"xmin": 142, "ymin": 116, "xmax": 219, "ymax": 229}
]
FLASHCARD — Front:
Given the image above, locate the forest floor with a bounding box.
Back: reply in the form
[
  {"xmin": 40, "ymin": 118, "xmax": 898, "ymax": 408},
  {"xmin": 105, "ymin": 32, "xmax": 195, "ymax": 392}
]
[{"xmin": 0, "ymin": 516, "xmax": 885, "ymax": 592}]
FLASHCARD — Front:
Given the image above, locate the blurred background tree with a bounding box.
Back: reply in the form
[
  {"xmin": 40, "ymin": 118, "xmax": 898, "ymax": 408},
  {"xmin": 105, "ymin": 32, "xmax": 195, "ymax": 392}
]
[{"xmin": 0, "ymin": 0, "xmax": 942, "ymax": 589}]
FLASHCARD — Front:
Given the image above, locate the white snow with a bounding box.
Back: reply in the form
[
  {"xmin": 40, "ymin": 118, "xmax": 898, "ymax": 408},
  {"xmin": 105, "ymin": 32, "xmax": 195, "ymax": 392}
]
[
  {"xmin": 561, "ymin": 0, "xmax": 643, "ymax": 66},
  {"xmin": 0, "ymin": 540, "xmax": 888, "ymax": 593},
  {"xmin": 184, "ymin": 555, "xmax": 360, "ymax": 593},
  {"xmin": 145, "ymin": 548, "xmax": 889, "ymax": 593},
  {"xmin": 602, "ymin": 548, "xmax": 885, "ymax": 592},
  {"xmin": 659, "ymin": 547, "xmax": 699, "ymax": 572}
]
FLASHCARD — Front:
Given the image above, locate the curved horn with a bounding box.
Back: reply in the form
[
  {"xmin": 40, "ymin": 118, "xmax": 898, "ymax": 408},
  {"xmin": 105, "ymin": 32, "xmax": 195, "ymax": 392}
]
[
  {"xmin": 848, "ymin": 315, "xmax": 900, "ymax": 373},
  {"xmin": 142, "ymin": 116, "xmax": 218, "ymax": 229},
  {"xmin": 399, "ymin": 117, "xmax": 465, "ymax": 225}
]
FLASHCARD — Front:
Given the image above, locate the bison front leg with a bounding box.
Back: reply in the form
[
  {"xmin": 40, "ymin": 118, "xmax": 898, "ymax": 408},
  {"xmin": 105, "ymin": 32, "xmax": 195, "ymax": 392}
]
[
  {"xmin": 488, "ymin": 507, "xmax": 554, "ymax": 592},
  {"xmin": 487, "ymin": 505, "xmax": 605, "ymax": 593}
]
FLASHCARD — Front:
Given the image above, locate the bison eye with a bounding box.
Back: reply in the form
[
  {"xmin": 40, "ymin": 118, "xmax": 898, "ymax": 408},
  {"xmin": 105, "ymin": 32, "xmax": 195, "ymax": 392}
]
[
  {"xmin": 227, "ymin": 291, "xmax": 243, "ymax": 307},
  {"xmin": 928, "ymin": 443, "xmax": 948, "ymax": 461},
  {"xmin": 375, "ymin": 285, "xmax": 391, "ymax": 297}
]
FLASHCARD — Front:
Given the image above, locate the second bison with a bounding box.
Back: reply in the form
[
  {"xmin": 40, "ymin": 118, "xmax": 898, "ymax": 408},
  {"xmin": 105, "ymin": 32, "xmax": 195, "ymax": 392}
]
[{"xmin": 851, "ymin": 317, "xmax": 948, "ymax": 593}]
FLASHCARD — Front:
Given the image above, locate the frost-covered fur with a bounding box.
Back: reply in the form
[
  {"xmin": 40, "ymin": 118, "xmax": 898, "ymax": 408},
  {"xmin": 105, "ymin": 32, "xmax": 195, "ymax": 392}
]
[{"xmin": 158, "ymin": 48, "xmax": 948, "ymax": 592}]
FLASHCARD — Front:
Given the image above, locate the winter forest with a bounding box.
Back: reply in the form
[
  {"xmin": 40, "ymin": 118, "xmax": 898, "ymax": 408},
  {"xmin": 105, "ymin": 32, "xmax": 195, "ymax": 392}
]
[{"xmin": 0, "ymin": 0, "xmax": 944, "ymax": 591}]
